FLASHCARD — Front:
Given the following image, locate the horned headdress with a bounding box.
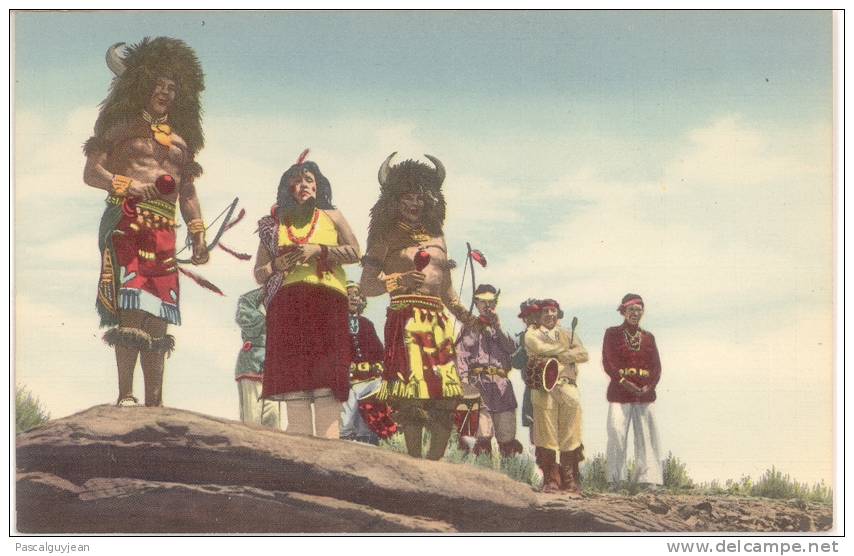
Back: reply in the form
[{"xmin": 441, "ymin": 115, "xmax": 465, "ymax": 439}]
[
  {"xmin": 367, "ymin": 153, "xmax": 447, "ymax": 247},
  {"xmin": 84, "ymin": 37, "xmax": 205, "ymax": 158}
]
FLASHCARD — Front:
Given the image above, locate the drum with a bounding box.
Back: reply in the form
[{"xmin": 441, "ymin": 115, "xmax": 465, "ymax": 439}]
[
  {"xmin": 454, "ymin": 382, "xmax": 482, "ymax": 437},
  {"xmin": 525, "ymin": 357, "xmax": 560, "ymax": 392}
]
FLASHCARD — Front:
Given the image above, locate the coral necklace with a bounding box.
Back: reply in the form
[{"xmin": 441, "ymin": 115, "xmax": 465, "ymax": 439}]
[{"xmin": 285, "ymin": 209, "xmax": 320, "ymax": 244}]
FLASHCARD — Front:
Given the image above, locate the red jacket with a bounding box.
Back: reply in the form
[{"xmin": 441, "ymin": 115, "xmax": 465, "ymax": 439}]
[{"xmin": 602, "ymin": 323, "xmax": 661, "ymax": 403}]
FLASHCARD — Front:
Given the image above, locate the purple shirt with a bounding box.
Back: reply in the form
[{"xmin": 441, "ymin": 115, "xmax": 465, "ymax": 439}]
[{"xmin": 455, "ymin": 323, "xmax": 518, "ymax": 412}]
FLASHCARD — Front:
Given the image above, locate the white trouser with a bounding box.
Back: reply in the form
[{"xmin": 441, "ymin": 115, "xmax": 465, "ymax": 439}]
[
  {"xmin": 606, "ymin": 402, "xmax": 663, "ymax": 485},
  {"xmin": 237, "ymin": 379, "xmax": 281, "ymax": 429}
]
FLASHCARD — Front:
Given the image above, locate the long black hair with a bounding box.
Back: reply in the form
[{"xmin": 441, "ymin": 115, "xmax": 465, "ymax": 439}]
[{"xmin": 276, "ymin": 160, "xmax": 335, "ymax": 216}]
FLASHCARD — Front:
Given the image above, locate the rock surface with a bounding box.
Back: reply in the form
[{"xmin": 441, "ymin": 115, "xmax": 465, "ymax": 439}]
[{"xmin": 15, "ymin": 406, "xmax": 833, "ymax": 533}]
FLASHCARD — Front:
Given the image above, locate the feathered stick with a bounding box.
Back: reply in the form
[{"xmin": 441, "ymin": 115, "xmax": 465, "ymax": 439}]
[
  {"xmin": 218, "ymin": 242, "xmax": 252, "ymax": 260},
  {"xmin": 223, "ymin": 208, "xmax": 245, "ymax": 232},
  {"xmin": 178, "ymin": 266, "xmax": 224, "ymax": 296}
]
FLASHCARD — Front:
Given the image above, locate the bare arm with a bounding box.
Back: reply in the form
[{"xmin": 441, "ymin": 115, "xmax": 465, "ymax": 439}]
[
  {"xmin": 179, "ymin": 179, "xmax": 209, "ymax": 265},
  {"xmin": 441, "ymin": 265, "xmax": 477, "ymax": 328},
  {"xmin": 359, "ymin": 240, "xmax": 390, "ymax": 297},
  {"xmin": 325, "ymin": 209, "xmax": 361, "ymax": 264},
  {"xmin": 254, "ymin": 241, "xmax": 275, "ymax": 285},
  {"xmin": 83, "ymin": 151, "xmax": 113, "ymax": 191}
]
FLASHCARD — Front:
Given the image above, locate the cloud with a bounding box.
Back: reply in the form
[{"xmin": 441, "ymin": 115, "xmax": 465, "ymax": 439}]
[{"xmin": 489, "ymin": 116, "xmax": 832, "ymax": 316}]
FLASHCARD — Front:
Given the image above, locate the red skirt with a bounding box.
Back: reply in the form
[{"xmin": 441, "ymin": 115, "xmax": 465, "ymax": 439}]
[{"xmin": 262, "ymin": 282, "xmax": 351, "ymax": 401}]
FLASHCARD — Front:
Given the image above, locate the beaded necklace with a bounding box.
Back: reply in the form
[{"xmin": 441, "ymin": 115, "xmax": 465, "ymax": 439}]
[
  {"xmin": 624, "ymin": 327, "xmax": 642, "ymax": 351},
  {"xmin": 284, "ymin": 209, "xmax": 320, "ymax": 244},
  {"xmin": 396, "ymin": 221, "xmax": 431, "ymax": 244},
  {"xmin": 141, "ymin": 111, "xmax": 172, "ymax": 147}
]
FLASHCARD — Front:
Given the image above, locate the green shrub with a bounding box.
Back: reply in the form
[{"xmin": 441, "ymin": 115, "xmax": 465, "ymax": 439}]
[
  {"xmin": 662, "ymin": 451, "xmax": 694, "ymax": 491},
  {"xmin": 748, "ymin": 467, "xmax": 833, "ymax": 504},
  {"xmin": 16, "ymin": 385, "xmax": 49, "ymax": 434},
  {"xmin": 579, "ymin": 453, "xmax": 610, "ymax": 492}
]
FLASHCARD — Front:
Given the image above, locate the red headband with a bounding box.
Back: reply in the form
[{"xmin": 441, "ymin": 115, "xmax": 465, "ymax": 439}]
[{"xmin": 618, "ymin": 298, "xmax": 644, "ymax": 312}]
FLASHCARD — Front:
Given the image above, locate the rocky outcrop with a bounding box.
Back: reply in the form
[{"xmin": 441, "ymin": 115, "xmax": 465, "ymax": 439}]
[{"xmin": 15, "ymin": 406, "xmax": 832, "ymax": 533}]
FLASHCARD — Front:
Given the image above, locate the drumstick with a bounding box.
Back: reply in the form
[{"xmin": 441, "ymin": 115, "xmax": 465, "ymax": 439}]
[{"xmin": 569, "ymin": 316, "xmax": 578, "ymax": 345}]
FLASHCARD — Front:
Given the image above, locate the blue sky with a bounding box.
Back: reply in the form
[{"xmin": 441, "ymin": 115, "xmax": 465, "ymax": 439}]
[{"xmin": 13, "ymin": 10, "xmax": 836, "ymax": 486}]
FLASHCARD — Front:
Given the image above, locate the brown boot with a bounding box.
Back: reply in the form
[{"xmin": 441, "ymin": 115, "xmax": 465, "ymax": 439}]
[
  {"xmin": 536, "ymin": 447, "xmax": 562, "ymax": 493},
  {"xmin": 560, "ymin": 450, "xmax": 583, "ymax": 496}
]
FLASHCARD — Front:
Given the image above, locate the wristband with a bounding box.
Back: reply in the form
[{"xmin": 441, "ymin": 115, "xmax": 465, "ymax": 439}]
[
  {"xmin": 188, "ymin": 218, "xmax": 206, "ymax": 234},
  {"xmin": 384, "ymin": 273, "xmax": 403, "ymax": 293},
  {"xmin": 111, "ymin": 174, "xmax": 133, "ymax": 197}
]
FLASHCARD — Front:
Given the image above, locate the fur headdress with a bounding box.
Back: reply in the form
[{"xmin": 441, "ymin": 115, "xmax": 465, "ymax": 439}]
[
  {"xmin": 367, "ymin": 153, "xmax": 447, "ymax": 247},
  {"xmin": 84, "ymin": 37, "xmax": 205, "ymax": 156}
]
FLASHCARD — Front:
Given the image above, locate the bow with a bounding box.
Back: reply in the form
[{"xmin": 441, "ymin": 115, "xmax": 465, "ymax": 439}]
[{"xmin": 175, "ymin": 197, "xmax": 240, "ymax": 264}]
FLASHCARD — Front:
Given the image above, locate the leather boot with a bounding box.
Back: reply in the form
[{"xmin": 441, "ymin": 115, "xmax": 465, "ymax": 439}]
[
  {"xmin": 560, "ymin": 450, "xmax": 583, "ymax": 495},
  {"xmin": 536, "ymin": 447, "xmax": 562, "ymax": 493}
]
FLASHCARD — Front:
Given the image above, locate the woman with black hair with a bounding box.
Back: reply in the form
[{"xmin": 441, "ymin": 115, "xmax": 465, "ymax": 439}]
[{"xmin": 253, "ymin": 150, "xmax": 361, "ymax": 438}]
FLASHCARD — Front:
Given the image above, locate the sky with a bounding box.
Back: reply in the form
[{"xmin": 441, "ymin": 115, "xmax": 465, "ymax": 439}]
[{"xmin": 12, "ymin": 10, "xmax": 836, "ymax": 487}]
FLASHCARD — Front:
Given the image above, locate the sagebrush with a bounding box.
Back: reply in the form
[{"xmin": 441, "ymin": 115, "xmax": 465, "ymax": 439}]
[{"xmin": 16, "ymin": 385, "xmax": 50, "ymax": 434}]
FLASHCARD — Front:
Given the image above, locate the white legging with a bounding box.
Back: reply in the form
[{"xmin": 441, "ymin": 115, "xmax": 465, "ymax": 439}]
[
  {"xmin": 283, "ymin": 388, "xmax": 341, "ymax": 439},
  {"xmin": 606, "ymin": 402, "xmax": 663, "ymax": 485}
]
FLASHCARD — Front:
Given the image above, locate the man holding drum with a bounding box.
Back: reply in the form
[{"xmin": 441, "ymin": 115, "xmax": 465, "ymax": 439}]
[{"xmin": 525, "ymin": 299, "xmax": 589, "ymax": 494}]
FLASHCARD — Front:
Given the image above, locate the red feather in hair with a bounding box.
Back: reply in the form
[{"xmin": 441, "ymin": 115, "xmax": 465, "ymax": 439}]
[
  {"xmin": 178, "ymin": 266, "xmax": 224, "ymax": 295},
  {"xmin": 296, "ymin": 148, "xmax": 310, "ymax": 166}
]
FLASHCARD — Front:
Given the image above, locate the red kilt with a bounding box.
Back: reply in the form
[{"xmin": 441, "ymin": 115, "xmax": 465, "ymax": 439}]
[{"xmin": 262, "ymin": 282, "xmax": 351, "ymax": 401}]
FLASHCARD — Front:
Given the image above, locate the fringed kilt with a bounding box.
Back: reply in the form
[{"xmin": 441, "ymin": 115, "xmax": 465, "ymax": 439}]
[
  {"xmin": 376, "ymin": 294, "xmax": 463, "ymax": 401},
  {"xmin": 96, "ymin": 197, "xmax": 181, "ymax": 326},
  {"xmin": 262, "ymin": 282, "xmax": 351, "ymax": 402}
]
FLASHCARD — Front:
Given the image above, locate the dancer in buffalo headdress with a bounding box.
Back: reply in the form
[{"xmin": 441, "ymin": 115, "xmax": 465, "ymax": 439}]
[
  {"xmin": 359, "ymin": 153, "xmax": 478, "ymax": 459},
  {"xmin": 84, "ymin": 37, "xmax": 209, "ymax": 407},
  {"xmin": 254, "ymin": 150, "xmax": 361, "ymax": 439}
]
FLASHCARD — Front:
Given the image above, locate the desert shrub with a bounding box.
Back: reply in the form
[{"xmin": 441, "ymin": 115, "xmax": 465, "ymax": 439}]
[
  {"xmin": 750, "ymin": 467, "xmax": 832, "ymax": 504},
  {"xmin": 579, "ymin": 452, "xmax": 609, "ymax": 492},
  {"xmin": 16, "ymin": 385, "xmax": 50, "ymax": 434},
  {"xmin": 662, "ymin": 451, "xmax": 694, "ymax": 491},
  {"xmin": 500, "ymin": 450, "xmax": 541, "ymax": 488}
]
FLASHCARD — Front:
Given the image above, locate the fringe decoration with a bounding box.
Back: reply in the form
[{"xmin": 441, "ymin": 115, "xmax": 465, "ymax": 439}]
[
  {"xmin": 218, "ymin": 242, "xmax": 251, "ymax": 260},
  {"xmin": 150, "ymin": 334, "xmax": 176, "ymax": 357},
  {"xmin": 83, "ymin": 136, "xmax": 110, "ymax": 156},
  {"xmin": 159, "ymin": 304, "xmax": 181, "ymax": 326},
  {"xmin": 178, "ymin": 266, "xmax": 224, "ymax": 295},
  {"xmin": 185, "ymin": 160, "xmax": 203, "ymax": 178},
  {"xmin": 103, "ymin": 327, "xmax": 153, "ymax": 351}
]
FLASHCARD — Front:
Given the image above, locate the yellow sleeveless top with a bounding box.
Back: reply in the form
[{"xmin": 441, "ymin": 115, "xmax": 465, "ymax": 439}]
[{"xmin": 278, "ymin": 209, "xmax": 347, "ymax": 295}]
